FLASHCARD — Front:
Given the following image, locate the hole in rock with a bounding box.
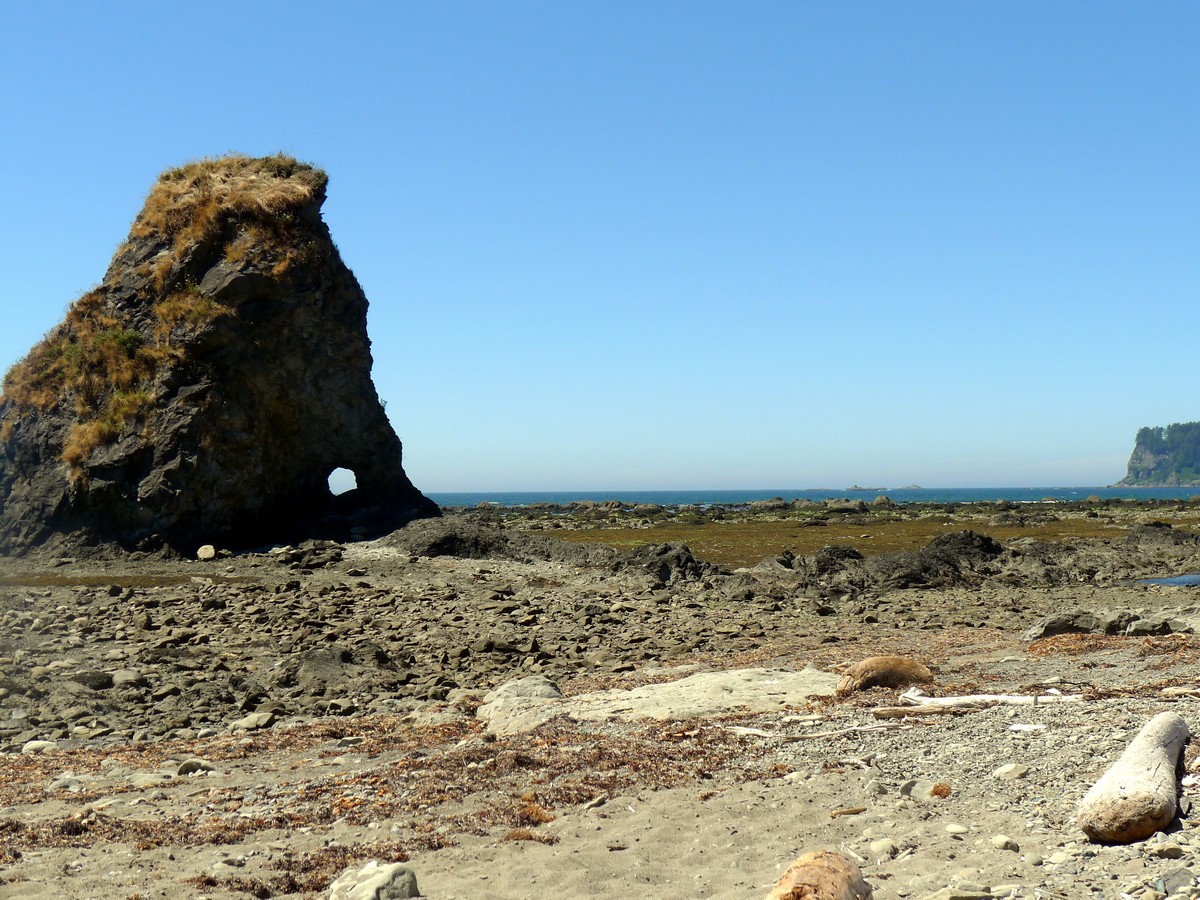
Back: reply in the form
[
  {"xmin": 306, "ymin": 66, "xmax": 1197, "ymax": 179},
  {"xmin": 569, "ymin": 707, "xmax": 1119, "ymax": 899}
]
[{"xmin": 327, "ymin": 467, "xmax": 358, "ymax": 496}]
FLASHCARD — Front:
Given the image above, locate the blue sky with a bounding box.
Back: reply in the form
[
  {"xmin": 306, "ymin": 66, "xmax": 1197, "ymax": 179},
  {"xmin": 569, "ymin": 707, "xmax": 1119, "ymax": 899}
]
[{"xmin": 3, "ymin": 2, "xmax": 1197, "ymax": 491}]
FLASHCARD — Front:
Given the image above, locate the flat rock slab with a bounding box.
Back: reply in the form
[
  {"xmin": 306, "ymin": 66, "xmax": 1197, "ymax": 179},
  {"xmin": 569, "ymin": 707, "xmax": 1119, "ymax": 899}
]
[{"xmin": 479, "ymin": 666, "xmax": 840, "ymax": 735}]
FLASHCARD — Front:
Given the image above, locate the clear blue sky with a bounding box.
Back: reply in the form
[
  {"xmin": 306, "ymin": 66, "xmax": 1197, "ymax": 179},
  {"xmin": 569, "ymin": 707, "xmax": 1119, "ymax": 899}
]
[{"xmin": 3, "ymin": 3, "xmax": 1197, "ymax": 491}]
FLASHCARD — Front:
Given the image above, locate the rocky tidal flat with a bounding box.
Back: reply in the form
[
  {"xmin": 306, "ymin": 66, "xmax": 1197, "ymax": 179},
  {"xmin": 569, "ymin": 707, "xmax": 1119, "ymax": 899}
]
[{"xmin": 4, "ymin": 503, "xmax": 1200, "ymax": 897}]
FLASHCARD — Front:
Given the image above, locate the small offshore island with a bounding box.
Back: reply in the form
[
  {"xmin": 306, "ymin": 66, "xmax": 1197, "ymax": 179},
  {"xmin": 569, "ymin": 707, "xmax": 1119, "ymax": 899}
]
[{"xmin": 4, "ymin": 158, "xmax": 1200, "ymax": 898}]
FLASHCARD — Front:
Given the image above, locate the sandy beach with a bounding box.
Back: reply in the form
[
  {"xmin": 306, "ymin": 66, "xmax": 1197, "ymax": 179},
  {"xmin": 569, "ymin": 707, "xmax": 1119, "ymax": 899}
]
[{"xmin": 2, "ymin": 503, "xmax": 1200, "ymax": 898}]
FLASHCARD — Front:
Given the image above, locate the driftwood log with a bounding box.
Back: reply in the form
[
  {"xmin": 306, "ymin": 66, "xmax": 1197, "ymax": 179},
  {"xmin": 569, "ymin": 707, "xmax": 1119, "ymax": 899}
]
[
  {"xmin": 766, "ymin": 849, "xmax": 873, "ymax": 900},
  {"xmin": 897, "ymin": 687, "xmax": 1083, "ymax": 707},
  {"xmin": 1076, "ymin": 711, "xmax": 1189, "ymax": 843},
  {"xmin": 837, "ymin": 656, "xmax": 932, "ymax": 694}
]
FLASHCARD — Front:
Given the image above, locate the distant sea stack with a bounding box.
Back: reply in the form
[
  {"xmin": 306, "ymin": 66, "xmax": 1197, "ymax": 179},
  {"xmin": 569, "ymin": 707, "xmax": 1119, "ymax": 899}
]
[
  {"xmin": 1118, "ymin": 422, "xmax": 1200, "ymax": 487},
  {"xmin": 0, "ymin": 154, "xmax": 437, "ymax": 554}
]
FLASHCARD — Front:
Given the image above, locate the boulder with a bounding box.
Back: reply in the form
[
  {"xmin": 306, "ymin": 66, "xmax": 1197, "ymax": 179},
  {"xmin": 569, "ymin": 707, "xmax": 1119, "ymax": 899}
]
[
  {"xmin": 868, "ymin": 530, "xmax": 1003, "ymax": 589},
  {"xmin": 0, "ymin": 154, "xmax": 436, "ymax": 554},
  {"xmin": 327, "ymin": 860, "xmax": 419, "ymax": 899},
  {"xmin": 1023, "ymin": 610, "xmax": 1192, "ymax": 641},
  {"xmin": 479, "ymin": 666, "xmax": 840, "ymax": 736}
]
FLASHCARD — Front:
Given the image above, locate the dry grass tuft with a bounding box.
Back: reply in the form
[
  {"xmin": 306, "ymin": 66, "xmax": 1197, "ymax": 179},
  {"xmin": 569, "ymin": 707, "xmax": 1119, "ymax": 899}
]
[
  {"xmin": 516, "ymin": 799, "xmax": 556, "ymax": 825},
  {"xmin": 1027, "ymin": 633, "xmax": 1129, "ymax": 657},
  {"xmin": 2, "ymin": 290, "xmax": 166, "ymax": 471},
  {"xmin": 132, "ymin": 153, "xmax": 326, "ymax": 253},
  {"xmin": 501, "ymin": 827, "xmax": 559, "ymax": 845},
  {"xmin": 152, "ymin": 283, "xmax": 233, "ymax": 345}
]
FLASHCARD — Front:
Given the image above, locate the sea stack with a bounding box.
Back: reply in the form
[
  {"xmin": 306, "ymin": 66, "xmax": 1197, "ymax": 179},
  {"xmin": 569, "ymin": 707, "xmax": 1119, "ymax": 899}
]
[{"xmin": 0, "ymin": 154, "xmax": 437, "ymax": 554}]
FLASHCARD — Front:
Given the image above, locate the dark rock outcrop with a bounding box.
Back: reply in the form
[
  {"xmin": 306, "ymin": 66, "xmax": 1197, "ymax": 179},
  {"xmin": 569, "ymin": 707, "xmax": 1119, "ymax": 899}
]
[
  {"xmin": 866, "ymin": 529, "xmax": 1003, "ymax": 589},
  {"xmin": 1125, "ymin": 521, "xmax": 1200, "ymax": 552},
  {"xmin": 382, "ymin": 517, "xmax": 722, "ymax": 581},
  {"xmin": 0, "ymin": 154, "xmax": 436, "ymax": 553}
]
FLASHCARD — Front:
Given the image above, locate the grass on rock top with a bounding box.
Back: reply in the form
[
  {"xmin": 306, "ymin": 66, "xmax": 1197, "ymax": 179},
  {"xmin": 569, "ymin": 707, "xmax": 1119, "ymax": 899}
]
[
  {"xmin": 0, "ymin": 153, "xmax": 325, "ymax": 472},
  {"xmin": 132, "ymin": 153, "xmax": 327, "ymax": 260}
]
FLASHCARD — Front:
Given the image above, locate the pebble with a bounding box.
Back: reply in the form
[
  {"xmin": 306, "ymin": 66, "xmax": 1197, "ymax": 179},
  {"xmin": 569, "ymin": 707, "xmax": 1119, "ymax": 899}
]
[
  {"xmin": 992, "ymin": 763, "xmax": 1030, "ymax": 780},
  {"xmin": 869, "ymin": 838, "xmax": 898, "ymax": 859},
  {"xmin": 991, "ymin": 834, "xmax": 1019, "ymax": 852},
  {"xmin": 21, "ymin": 740, "xmax": 57, "ymax": 754},
  {"xmin": 231, "ymin": 712, "xmax": 276, "ymax": 731},
  {"xmin": 946, "ymin": 823, "xmax": 970, "ymax": 835},
  {"xmin": 176, "ymin": 758, "xmax": 216, "ymax": 776}
]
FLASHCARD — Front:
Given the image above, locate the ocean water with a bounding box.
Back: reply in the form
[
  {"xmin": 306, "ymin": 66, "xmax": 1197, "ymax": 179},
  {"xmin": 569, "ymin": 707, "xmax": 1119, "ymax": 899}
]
[{"xmin": 427, "ymin": 486, "xmax": 1200, "ymax": 508}]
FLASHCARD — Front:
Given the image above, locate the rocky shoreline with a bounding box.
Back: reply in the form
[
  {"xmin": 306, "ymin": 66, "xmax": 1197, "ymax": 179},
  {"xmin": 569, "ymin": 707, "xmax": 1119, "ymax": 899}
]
[{"xmin": 3, "ymin": 502, "xmax": 1200, "ymax": 897}]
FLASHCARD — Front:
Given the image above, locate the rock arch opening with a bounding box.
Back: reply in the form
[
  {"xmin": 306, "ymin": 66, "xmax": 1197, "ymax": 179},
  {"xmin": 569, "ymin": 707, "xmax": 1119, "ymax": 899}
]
[{"xmin": 327, "ymin": 467, "xmax": 358, "ymax": 496}]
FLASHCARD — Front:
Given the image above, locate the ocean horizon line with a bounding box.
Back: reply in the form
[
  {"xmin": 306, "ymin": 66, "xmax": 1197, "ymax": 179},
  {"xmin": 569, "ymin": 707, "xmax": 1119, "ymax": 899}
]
[{"xmin": 425, "ymin": 485, "xmax": 1200, "ymax": 508}]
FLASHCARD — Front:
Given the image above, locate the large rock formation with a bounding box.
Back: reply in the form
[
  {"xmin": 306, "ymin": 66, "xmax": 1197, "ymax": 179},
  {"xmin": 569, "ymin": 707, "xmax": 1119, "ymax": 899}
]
[
  {"xmin": 0, "ymin": 154, "xmax": 437, "ymax": 554},
  {"xmin": 1118, "ymin": 422, "xmax": 1200, "ymax": 487}
]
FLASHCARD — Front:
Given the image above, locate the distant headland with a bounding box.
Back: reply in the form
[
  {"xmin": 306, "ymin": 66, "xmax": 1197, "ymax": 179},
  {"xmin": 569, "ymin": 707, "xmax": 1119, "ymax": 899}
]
[{"xmin": 1118, "ymin": 421, "xmax": 1200, "ymax": 487}]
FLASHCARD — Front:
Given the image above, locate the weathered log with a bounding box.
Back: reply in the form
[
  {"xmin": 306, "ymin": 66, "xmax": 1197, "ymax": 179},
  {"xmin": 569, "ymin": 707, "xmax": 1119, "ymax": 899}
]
[
  {"xmin": 837, "ymin": 656, "xmax": 932, "ymax": 694},
  {"xmin": 1076, "ymin": 711, "xmax": 1189, "ymax": 843},
  {"xmin": 898, "ymin": 687, "xmax": 1083, "ymax": 707},
  {"xmin": 766, "ymin": 849, "xmax": 873, "ymax": 900}
]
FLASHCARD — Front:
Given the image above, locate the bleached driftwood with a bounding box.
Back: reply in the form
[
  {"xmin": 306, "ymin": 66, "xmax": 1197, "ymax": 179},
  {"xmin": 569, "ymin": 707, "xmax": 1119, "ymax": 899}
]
[
  {"xmin": 897, "ymin": 687, "xmax": 1084, "ymax": 707},
  {"xmin": 1076, "ymin": 711, "xmax": 1189, "ymax": 843},
  {"xmin": 780, "ymin": 723, "xmax": 908, "ymax": 741},
  {"xmin": 837, "ymin": 656, "xmax": 932, "ymax": 694},
  {"xmin": 723, "ymin": 722, "xmax": 909, "ymax": 741},
  {"xmin": 871, "ymin": 704, "xmax": 981, "ymax": 719},
  {"xmin": 766, "ymin": 849, "xmax": 873, "ymax": 900}
]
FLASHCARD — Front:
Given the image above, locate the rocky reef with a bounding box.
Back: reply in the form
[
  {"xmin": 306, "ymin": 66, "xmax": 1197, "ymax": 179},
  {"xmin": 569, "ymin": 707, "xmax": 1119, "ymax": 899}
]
[
  {"xmin": 0, "ymin": 154, "xmax": 436, "ymax": 553},
  {"xmin": 1119, "ymin": 421, "xmax": 1200, "ymax": 486}
]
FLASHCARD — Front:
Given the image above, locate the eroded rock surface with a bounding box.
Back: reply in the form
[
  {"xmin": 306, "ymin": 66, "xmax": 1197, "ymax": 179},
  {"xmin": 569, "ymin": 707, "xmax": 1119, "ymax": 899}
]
[{"xmin": 0, "ymin": 155, "xmax": 435, "ymax": 553}]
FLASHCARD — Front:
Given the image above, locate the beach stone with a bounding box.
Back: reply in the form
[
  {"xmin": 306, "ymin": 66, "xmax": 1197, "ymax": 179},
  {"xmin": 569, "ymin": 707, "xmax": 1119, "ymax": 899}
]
[
  {"xmin": 49, "ymin": 773, "xmax": 85, "ymax": 791},
  {"xmin": 991, "ymin": 834, "xmax": 1019, "ymax": 852},
  {"xmin": 992, "ymin": 763, "xmax": 1029, "ymax": 780},
  {"xmin": 478, "ymin": 666, "xmax": 840, "ymax": 735},
  {"xmin": 197, "ymin": 545, "xmax": 217, "ymax": 561},
  {"xmin": 945, "ymin": 823, "xmax": 970, "ymax": 835},
  {"xmin": 231, "ymin": 712, "xmax": 275, "ymax": 731},
  {"xmin": 129, "ymin": 773, "xmax": 173, "ymax": 787},
  {"xmin": 869, "ymin": 838, "xmax": 898, "ymax": 859},
  {"xmin": 327, "ymin": 860, "xmax": 419, "ymax": 899},
  {"xmin": 177, "ymin": 758, "xmax": 215, "ymax": 776},
  {"xmin": 1160, "ymin": 868, "xmax": 1197, "ymax": 893},
  {"xmin": 21, "ymin": 740, "xmax": 57, "ymax": 754},
  {"xmin": 111, "ymin": 669, "xmax": 147, "ymax": 687},
  {"xmin": 69, "ymin": 670, "xmax": 113, "ymax": 690},
  {"xmin": 1151, "ymin": 844, "xmax": 1185, "ymax": 860},
  {"xmin": 1022, "ymin": 611, "xmax": 1111, "ymax": 640},
  {"xmin": 900, "ymin": 778, "xmax": 944, "ymax": 800}
]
